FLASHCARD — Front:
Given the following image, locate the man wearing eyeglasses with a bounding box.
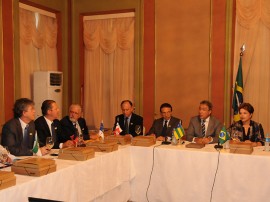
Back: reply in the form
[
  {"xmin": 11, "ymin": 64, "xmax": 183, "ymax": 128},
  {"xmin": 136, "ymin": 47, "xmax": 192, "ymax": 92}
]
[
  {"xmin": 147, "ymin": 103, "xmax": 182, "ymax": 141},
  {"xmin": 186, "ymin": 100, "xmax": 222, "ymax": 144},
  {"xmin": 60, "ymin": 104, "xmax": 91, "ymax": 141}
]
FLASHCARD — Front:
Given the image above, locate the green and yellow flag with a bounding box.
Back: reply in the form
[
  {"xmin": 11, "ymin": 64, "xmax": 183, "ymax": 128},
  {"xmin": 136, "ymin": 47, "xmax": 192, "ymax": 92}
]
[
  {"xmin": 219, "ymin": 125, "xmax": 230, "ymax": 144},
  {"xmin": 232, "ymin": 56, "xmax": 244, "ymax": 122},
  {"xmin": 32, "ymin": 133, "xmax": 39, "ymax": 154},
  {"xmin": 173, "ymin": 123, "xmax": 185, "ymax": 140}
]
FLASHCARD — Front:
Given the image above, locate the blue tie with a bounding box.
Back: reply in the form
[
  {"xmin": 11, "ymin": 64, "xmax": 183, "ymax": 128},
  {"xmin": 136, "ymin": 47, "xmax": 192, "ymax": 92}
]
[
  {"xmin": 124, "ymin": 117, "xmax": 129, "ymax": 134},
  {"xmin": 162, "ymin": 120, "xmax": 168, "ymax": 137},
  {"xmin": 23, "ymin": 124, "xmax": 30, "ymax": 148}
]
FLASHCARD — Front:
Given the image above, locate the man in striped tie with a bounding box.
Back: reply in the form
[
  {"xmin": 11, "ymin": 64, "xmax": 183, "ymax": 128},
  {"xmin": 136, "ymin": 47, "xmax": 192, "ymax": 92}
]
[{"xmin": 186, "ymin": 100, "xmax": 222, "ymax": 144}]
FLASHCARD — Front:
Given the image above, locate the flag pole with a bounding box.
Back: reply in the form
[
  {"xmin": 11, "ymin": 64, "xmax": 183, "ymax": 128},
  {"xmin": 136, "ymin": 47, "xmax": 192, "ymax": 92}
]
[{"xmin": 232, "ymin": 44, "xmax": 245, "ymax": 122}]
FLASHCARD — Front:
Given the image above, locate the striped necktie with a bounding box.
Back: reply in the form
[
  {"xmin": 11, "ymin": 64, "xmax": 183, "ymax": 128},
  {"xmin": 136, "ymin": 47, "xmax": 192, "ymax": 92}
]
[{"xmin": 201, "ymin": 119, "xmax": 206, "ymax": 137}]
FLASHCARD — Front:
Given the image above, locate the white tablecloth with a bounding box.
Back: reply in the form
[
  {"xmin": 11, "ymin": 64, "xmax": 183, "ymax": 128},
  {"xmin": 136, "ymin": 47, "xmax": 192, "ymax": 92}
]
[
  {"xmin": 130, "ymin": 143, "xmax": 270, "ymax": 202},
  {"xmin": 1, "ymin": 142, "xmax": 270, "ymax": 202},
  {"xmin": 0, "ymin": 145, "xmax": 134, "ymax": 202}
]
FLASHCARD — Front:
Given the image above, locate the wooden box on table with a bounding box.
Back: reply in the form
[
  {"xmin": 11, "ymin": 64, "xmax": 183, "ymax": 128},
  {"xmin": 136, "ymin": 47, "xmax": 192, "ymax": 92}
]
[
  {"xmin": 85, "ymin": 141, "xmax": 118, "ymax": 152},
  {"xmin": 0, "ymin": 171, "xmax": 16, "ymax": 190},
  {"xmin": 131, "ymin": 136, "xmax": 156, "ymax": 147},
  {"xmin": 105, "ymin": 135, "xmax": 131, "ymax": 145},
  {"xmin": 58, "ymin": 147, "xmax": 95, "ymax": 161},
  {"xmin": 185, "ymin": 143, "xmax": 205, "ymax": 149},
  {"xmin": 11, "ymin": 158, "xmax": 56, "ymax": 177},
  {"xmin": 230, "ymin": 142, "xmax": 253, "ymax": 154}
]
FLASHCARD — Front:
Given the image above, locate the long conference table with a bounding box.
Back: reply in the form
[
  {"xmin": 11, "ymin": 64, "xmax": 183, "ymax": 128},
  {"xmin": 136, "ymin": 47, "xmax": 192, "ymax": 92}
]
[{"xmin": 0, "ymin": 142, "xmax": 270, "ymax": 202}]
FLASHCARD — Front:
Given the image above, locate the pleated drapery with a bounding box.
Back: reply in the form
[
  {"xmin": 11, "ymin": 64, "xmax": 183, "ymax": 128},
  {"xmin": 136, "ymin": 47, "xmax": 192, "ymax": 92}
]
[
  {"xmin": 83, "ymin": 17, "xmax": 135, "ymax": 129},
  {"xmin": 234, "ymin": 0, "xmax": 270, "ymax": 133},
  {"xmin": 19, "ymin": 8, "xmax": 58, "ymax": 98}
]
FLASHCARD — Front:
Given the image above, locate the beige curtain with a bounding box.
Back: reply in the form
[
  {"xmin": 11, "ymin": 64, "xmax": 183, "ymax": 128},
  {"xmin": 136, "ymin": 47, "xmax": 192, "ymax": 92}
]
[
  {"xmin": 83, "ymin": 17, "xmax": 135, "ymax": 129},
  {"xmin": 19, "ymin": 8, "xmax": 58, "ymax": 98},
  {"xmin": 234, "ymin": 0, "xmax": 270, "ymax": 133}
]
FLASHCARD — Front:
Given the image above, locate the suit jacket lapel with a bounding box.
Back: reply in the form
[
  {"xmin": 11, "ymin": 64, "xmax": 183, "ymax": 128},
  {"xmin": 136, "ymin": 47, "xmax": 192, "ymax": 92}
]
[
  {"xmin": 15, "ymin": 119, "xmax": 24, "ymax": 142},
  {"xmin": 158, "ymin": 119, "xmax": 163, "ymax": 132},
  {"xmin": 206, "ymin": 116, "xmax": 213, "ymax": 136},
  {"xmin": 130, "ymin": 114, "xmax": 135, "ymax": 128},
  {"xmin": 42, "ymin": 116, "xmax": 51, "ymax": 136}
]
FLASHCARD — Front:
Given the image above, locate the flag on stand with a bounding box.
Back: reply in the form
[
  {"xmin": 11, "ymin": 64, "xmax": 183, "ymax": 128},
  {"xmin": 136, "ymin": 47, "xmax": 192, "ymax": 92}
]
[
  {"xmin": 32, "ymin": 132, "xmax": 39, "ymax": 154},
  {"xmin": 173, "ymin": 123, "xmax": 185, "ymax": 140},
  {"xmin": 232, "ymin": 56, "xmax": 244, "ymax": 122},
  {"xmin": 99, "ymin": 121, "xmax": 104, "ymax": 140},
  {"xmin": 219, "ymin": 125, "xmax": 230, "ymax": 144},
  {"xmin": 114, "ymin": 122, "xmax": 122, "ymax": 136}
]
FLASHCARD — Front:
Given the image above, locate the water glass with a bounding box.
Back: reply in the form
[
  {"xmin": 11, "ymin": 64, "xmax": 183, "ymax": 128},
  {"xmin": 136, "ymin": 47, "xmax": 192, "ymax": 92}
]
[
  {"xmin": 135, "ymin": 125, "xmax": 141, "ymax": 136},
  {"xmin": 46, "ymin": 137, "xmax": 54, "ymax": 150}
]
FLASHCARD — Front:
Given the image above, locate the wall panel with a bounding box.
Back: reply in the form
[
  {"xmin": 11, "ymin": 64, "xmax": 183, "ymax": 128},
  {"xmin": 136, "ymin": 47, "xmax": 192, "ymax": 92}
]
[{"xmin": 155, "ymin": 0, "xmax": 211, "ymax": 127}]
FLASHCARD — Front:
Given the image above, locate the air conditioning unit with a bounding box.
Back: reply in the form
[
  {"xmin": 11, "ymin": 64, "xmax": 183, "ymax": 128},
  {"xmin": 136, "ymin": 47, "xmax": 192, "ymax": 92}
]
[{"xmin": 33, "ymin": 71, "xmax": 63, "ymax": 118}]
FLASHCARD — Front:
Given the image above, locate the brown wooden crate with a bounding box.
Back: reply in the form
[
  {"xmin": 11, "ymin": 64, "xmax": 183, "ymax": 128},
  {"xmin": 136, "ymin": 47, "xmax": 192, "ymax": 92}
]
[
  {"xmin": 230, "ymin": 142, "xmax": 253, "ymax": 154},
  {"xmin": 131, "ymin": 136, "xmax": 156, "ymax": 147},
  {"xmin": 58, "ymin": 147, "xmax": 95, "ymax": 161},
  {"xmin": 0, "ymin": 175, "xmax": 16, "ymax": 190},
  {"xmin": 105, "ymin": 135, "xmax": 131, "ymax": 145},
  {"xmin": 11, "ymin": 164, "xmax": 56, "ymax": 177},
  {"xmin": 185, "ymin": 143, "xmax": 205, "ymax": 149},
  {"xmin": 0, "ymin": 170, "xmax": 15, "ymax": 180},
  {"xmin": 86, "ymin": 141, "xmax": 118, "ymax": 152},
  {"xmin": 12, "ymin": 158, "xmax": 55, "ymax": 169}
]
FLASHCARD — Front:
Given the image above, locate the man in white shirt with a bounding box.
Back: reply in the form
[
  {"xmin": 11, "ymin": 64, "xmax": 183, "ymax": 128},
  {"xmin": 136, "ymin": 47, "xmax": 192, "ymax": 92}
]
[{"xmin": 35, "ymin": 100, "xmax": 74, "ymax": 149}]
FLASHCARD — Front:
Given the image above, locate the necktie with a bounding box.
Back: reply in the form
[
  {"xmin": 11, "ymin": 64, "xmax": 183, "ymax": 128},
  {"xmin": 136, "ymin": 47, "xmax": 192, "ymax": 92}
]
[
  {"xmin": 51, "ymin": 122, "xmax": 56, "ymax": 143},
  {"xmin": 73, "ymin": 122, "xmax": 79, "ymax": 137},
  {"xmin": 201, "ymin": 120, "xmax": 206, "ymax": 137},
  {"xmin": 23, "ymin": 124, "xmax": 30, "ymax": 148},
  {"xmin": 162, "ymin": 120, "xmax": 168, "ymax": 137},
  {"xmin": 124, "ymin": 117, "xmax": 129, "ymax": 134}
]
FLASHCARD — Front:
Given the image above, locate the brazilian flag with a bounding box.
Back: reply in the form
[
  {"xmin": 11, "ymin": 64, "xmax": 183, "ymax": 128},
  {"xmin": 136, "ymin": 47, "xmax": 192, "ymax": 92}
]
[
  {"xmin": 232, "ymin": 56, "xmax": 243, "ymax": 122},
  {"xmin": 32, "ymin": 133, "xmax": 39, "ymax": 154},
  {"xmin": 219, "ymin": 125, "xmax": 230, "ymax": 144}
]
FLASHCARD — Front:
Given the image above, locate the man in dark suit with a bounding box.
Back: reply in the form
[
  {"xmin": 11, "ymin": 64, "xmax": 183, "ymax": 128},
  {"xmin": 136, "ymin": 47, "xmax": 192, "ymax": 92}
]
[
  {"xmin": 113, "ymin": 100, "xmax": 143, "ymax": 137},
  {"xmin": 147, "ymin": 103, "xmax": 182, "ymax": 141},
  {"xmin": 35, "ymin": 100, "xmax": 74, "ymax": 149},
  {"xmin": 1, "ymin": 98, "xmax": 49, "ymax": 156},
  {"xmin": 186, "ymin": 100, "xmax": 222, "ymax": 144},
  {"xmin": 60, "ymin": 104, "xmax": 90, "ymax": 141}
]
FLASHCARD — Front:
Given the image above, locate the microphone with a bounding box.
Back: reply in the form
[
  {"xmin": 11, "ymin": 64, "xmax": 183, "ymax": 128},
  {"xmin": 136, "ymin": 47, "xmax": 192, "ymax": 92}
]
[
  {"xmin": 214, "ymin": 139, "xmax": 223, "ymax": 149},
  {"xmin": 162, "ymin": 136, "xmax": 171, "ymax": 145}
]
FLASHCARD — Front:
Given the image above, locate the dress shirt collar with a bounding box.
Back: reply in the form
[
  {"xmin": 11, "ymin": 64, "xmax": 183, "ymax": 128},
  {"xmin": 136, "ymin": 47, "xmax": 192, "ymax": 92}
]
[
  {"xmin": 201, "ymin": 116, "xmax": 210, "ymax": 123},
  {"xmin": 44, "ymin": 116, "xmax": 54, "ymax": 136},
  {"xmin": 163, "ymin": 118, "xmax": 171, "ymax": 126},
  {"xmin": 124, "ymin": 114, "xmax": 132, "ymax": 121},
  {"xmin": 44, "ymin": 116, "xmax": 54, "ymax": 126},
  {"xmin": 19, "ymin": 118, "xmax": 28, "ymax": 130}
]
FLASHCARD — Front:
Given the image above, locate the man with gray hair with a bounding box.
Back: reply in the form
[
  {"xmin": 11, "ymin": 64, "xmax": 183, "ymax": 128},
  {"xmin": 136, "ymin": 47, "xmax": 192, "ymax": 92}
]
[
  {"xmin": 60, "ymin": 104, "xmax": 90, "ymax": 141},
  {"xmin": 2, "ymin": 98, "xmax": 49, "ymax": 156},
  {"xmin": 186, "ymin": 100, "xmax": 222, "ymax": 144}
]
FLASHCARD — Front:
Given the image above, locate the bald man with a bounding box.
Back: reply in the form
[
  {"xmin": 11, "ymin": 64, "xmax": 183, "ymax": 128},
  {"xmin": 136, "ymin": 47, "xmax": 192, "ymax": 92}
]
[{"xmin": 113, "ymin": 100, "xmax": 143, "ymax": 137}]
